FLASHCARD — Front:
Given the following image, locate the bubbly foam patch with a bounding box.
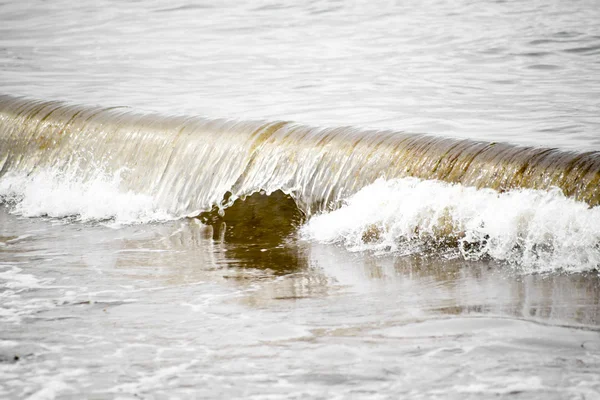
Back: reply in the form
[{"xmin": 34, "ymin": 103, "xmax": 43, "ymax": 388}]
[
  {"xmin": 301, "ymin": 178, "xmax": 600, "ymax": 272},
  {"xmin": 0, "ymin": 169, "xmax": 175, "ymax": 224}
]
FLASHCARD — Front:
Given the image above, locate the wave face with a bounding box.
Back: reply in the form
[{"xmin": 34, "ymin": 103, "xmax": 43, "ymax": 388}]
[
  {"xmin": 2, "ymin": 95, "xmax": 600, "ymax": 214},
  {"xmin": 1, "ymin": 95, "xmax": 600, "ymax": 271}
]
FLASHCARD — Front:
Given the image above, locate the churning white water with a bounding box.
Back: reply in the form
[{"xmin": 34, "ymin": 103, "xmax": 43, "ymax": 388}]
[
  {"xmin": 303, "ymin": 178, "xmax": 600, "ymax": 272},
  {"xmin": 0, "ymin": 169, "xmax": 172, "ymax": 224}
]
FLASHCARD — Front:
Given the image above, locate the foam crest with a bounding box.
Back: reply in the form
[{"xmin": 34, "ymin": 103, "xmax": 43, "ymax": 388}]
[{"xmin": 301, "ymin": 178, "xmax": 600, "ymax": 272}]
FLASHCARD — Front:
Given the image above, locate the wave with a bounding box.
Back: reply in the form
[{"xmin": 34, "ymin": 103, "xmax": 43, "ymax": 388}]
[{"xmin": 1, "ymin": 95, "xmax": 599, "ymax": 271}]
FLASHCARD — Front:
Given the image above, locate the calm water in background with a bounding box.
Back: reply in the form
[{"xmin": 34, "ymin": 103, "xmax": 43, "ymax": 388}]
[
  {"xmin": 1, "ymin": 0, "xmax": 600, "ymax": 149},
  {"xmin": 1, "ymin": 0, "xmax": 600, "ymax": 398}
]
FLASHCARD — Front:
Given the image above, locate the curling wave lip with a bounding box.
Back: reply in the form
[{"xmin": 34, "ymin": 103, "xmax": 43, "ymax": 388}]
[{"xmin": 0, "ymin": 94, "xmax": 599, "ymax": 221}]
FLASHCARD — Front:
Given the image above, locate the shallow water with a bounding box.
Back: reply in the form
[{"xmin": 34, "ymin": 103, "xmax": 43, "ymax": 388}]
[
  {"xmin": 2, "ymin": 0, "xmax": 600, "ymax": 398},
  {"xmin": 1, "ymin": 208, "xmax": 599, "ymax": 398}
]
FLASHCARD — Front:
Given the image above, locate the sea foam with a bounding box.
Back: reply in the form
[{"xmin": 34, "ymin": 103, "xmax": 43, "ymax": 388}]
[
  {"xmin": 0, "ymin": 169, "xmax": 175, "ymax": 225},
  {"xmin": 301, "ymin": 178, "xmax": 600, "ymax": 272}
]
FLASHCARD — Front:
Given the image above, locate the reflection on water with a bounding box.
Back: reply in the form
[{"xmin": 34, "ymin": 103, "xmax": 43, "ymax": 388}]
[
  {"xmin": 3, "ymin": 207, "xmax": 597, "ymax": 324},
  {"xmin": 1, "ymin": 208, "xmax": 600, "ymax": 397},
  {"xmin": 89, "ymin": 209, "xmax": 600, "ymax": 327},
  {"xmin": 1, "ymin": 207, "xmax": 599, "ymax": 326},
  {"xmin": 306, "ymin": 243, "xmax": 600, "ymax": 327}
]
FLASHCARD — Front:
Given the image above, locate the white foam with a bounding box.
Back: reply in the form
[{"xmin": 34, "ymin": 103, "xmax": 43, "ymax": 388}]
[
  {"xmin": 0, "ymin": 169, "xmax": 176, "ymax": 224},
  {"xmin": 25, "ymin": 379, "xmax": 70, "ymax": 400},
  {"xmin": 301, "ymin": 178, "xmax": 600, "ymax": 272}
]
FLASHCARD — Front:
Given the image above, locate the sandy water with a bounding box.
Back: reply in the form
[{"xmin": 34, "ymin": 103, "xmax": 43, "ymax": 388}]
[{"xmin": 1, "ymin": 0, "xmax": 600, "ymax": 398}]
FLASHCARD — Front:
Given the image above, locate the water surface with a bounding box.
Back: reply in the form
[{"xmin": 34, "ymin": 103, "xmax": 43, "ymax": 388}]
[
  {"xmin": 1, "ymin": 0, "xmax": 600, "ymax": 398},
  {"xmin": 1, "ymin": 209, "xmax": 600, "ymax": 398}
]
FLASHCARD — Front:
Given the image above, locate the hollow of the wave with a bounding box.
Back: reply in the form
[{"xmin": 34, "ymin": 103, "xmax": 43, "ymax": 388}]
[{"xmin": 198, "ymin": 190, "xmax": 304, "ymax": 244}]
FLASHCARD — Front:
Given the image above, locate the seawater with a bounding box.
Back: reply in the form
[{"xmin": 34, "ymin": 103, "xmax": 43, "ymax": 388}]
[{"xmin": 1, "ymin": 0, "xmax": 600, "ymax": 398}]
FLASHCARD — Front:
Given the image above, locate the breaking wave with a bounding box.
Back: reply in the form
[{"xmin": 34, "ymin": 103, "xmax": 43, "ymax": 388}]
[{"xmin": 1, "ymin": 95, "xmax": 599, "ymax": 271}]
